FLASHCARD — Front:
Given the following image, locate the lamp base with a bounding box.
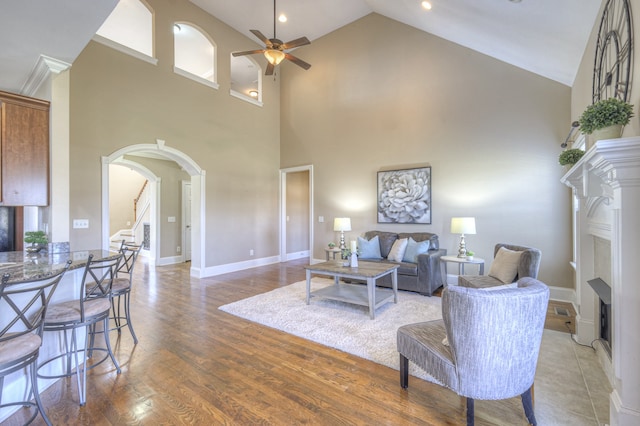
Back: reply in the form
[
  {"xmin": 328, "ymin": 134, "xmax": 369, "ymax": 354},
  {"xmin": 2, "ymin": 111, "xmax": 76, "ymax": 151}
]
[{"xmin": 457, "ymin": 234, "xmax": 467, "ymax": 258}]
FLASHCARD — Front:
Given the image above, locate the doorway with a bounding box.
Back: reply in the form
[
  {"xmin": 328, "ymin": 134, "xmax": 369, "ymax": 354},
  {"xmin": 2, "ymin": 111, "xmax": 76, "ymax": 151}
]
[
  {"xmin": 182, "ymin": 180, "xmax": 192, "ymax": 262},
  {"xmin": 280, "ymin": 165, "xmax": 314, "ymax": 262},
  {"xmin": 102, "ymin": 140, "xmax": 206, "ymax": 276}
]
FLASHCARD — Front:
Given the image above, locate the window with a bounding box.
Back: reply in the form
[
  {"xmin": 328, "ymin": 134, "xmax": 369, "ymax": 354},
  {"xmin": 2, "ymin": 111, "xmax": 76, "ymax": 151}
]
[
  {"xmin": 230, "ymin": 55, "xmax": 262, "ymax": 106},
  {"xmin": 174, "ymin": 23, "xmax": 218, "ymax": 89},
  {"xmin": 95, "ymin": 0, "xmax": 154, "ymax": 62}
]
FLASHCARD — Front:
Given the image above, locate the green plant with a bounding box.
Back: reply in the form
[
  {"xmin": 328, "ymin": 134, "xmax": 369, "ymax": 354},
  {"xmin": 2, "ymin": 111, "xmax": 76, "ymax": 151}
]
[
  {"xmin": 559, "ymin": 149, "xmax": 585, "ymax": 166},
  {"xmin": 466, "ymin": 251, "xmax": 475, "ymax": 256},
  {"xmin": 24, "ymin": 230, "xmax": 48, "ymax": 245},
  {"xmin": 578, "ymin": 98, "xmax": 634, "ymax": 134}
]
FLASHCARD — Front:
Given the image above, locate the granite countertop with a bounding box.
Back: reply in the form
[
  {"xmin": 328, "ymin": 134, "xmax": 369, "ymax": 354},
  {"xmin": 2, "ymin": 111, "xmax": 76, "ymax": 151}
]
[{"xmin": 0, "ymin": 249, "xmax": 120, "ymax": 284}]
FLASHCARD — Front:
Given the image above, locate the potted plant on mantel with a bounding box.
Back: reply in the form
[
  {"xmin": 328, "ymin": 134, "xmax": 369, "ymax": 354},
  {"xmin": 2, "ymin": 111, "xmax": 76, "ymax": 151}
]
[
  {"xmin": 24, "ymin": 230, "xmax": 48, "ymax": 253},
  {"xmin": 578, "ymin": 98, "xmax": 634, "ymax": 149},
  {"xmin": 559, "ymin": 148, "xmax": 585, "ymax": 168}
]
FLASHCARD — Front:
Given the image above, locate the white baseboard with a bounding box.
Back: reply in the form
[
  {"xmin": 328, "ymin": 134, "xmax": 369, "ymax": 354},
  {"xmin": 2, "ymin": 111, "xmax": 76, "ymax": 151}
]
[
  {"xmin": 197, "ymin": 255, "xmax": 281, "ymax": 278},
  {"xmin": 285, "ymin": 250, "xmax": 309, "ymax": 261},
  {"xmin": 157, "ymin": 255, "xmax": 183, "ymax": 266}
]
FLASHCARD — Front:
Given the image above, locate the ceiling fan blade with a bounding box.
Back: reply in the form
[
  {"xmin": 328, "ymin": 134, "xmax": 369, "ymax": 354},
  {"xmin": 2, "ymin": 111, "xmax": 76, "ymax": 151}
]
[
  {"xmin": 250, "ymin": 29, "xmax": 271, "ymax": 45},
  {"xmin": 284, "ymin": 53, "xmax": 311, "ymax": 70},
  {"xmin": 281, "ymin": 36, "xmax": 310, "ymax": 50},
  {"xmin": 265, "ymin": 62, "xmax": 275, "ymax": 76},
  {"xmin": 232, "ymin": 49, "xmax": 266, "ymax": 57}
]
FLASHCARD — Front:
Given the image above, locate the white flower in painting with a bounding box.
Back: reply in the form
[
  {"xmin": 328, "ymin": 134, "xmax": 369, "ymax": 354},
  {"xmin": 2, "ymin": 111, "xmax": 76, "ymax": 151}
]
[{"xmin": 378, "ymin": 169, "xmax": 430, "ymax": 223}]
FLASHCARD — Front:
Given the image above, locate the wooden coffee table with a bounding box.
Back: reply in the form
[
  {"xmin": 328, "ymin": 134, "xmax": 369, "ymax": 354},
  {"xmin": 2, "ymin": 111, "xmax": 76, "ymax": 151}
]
[{"xmin": 304, "ymin": 260, "xmax": 399, "ymax": 319}]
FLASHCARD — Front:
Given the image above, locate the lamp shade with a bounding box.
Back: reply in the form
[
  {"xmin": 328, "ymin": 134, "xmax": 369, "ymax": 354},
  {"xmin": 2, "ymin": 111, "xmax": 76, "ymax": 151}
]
[
  {"xmin": 333, "ymin": 217, "xmax": 351, "ymax": 232},
  {"xmin": 264, "ymin": 49, "xmax": 285, "ymax": 65},
  {"xmin": 451, "ymin": 217, "xmax": 476, "ymax": 235}
]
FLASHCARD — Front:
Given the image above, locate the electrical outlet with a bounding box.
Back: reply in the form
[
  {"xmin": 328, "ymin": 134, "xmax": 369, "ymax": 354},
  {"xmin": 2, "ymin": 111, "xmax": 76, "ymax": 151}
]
[
  {"xmin": 73, "ymin": 219, "xmax": 89, "ymax": 229},
  {"xmin": 319, "ymin": 216, "xmax": 324, "ymax": 222},
  {"xmin": 177, "ymin": 246, "xmax": 181, "ymax": 253},
  {"xmin": 250, "ymin": 249, "xmax": 254, "ymax": 256}
]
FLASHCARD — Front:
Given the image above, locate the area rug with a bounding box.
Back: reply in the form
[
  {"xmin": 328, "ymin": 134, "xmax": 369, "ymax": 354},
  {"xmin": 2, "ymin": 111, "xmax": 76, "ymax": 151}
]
[{"xmin": 219, "ymin": 278, "xmax": 442, "ymax": 380}]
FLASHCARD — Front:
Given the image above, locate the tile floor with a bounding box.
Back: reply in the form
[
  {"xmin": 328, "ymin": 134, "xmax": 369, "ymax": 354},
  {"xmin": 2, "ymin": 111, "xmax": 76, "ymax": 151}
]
[{"xmin": 535, "ymin": 328, "xmax": 611, "ymax": 425}]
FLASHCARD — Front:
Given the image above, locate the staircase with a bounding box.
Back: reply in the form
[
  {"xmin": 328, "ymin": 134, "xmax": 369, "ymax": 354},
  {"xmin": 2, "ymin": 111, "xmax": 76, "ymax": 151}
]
[{"xmin": 110, "ymin": 180, "xmax": 150, "ymax": 251}]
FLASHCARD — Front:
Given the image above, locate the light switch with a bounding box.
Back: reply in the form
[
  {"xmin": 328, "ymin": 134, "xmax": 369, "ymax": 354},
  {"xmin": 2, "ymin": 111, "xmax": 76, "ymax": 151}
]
[
  {"xmin": 73, "ymin": 219, "xmax": 89, "ymax": 229},
  {"xmin": 168, "ymin": 216, "xmax": 176, "ymax": 222},
  {"xmin": 319, "ymin": 216, "xmax": 324, "ymax": 223}
]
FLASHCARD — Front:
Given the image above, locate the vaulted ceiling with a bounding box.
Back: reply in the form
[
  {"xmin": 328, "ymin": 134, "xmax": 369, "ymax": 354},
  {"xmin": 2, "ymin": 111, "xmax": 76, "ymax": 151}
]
[{"xmin": 0, "ymin": 0, "xmax": 601, "ymax": 94}]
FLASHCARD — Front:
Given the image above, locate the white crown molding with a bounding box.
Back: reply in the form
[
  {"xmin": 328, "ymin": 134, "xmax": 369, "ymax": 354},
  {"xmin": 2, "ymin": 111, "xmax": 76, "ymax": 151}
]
[{"xmin": 21, "ymin": 55, "xmax": 72, "ymax": 97}]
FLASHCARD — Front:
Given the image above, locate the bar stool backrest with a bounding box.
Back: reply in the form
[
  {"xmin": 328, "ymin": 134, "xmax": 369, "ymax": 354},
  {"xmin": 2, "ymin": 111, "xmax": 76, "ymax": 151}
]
[
  {"xmin": 117, "ymin": 243, "xmax": 142, "ymax": 281},
  {"xmin": 81, "ymin": 254, "xmax": 123, "ymax": 318}
]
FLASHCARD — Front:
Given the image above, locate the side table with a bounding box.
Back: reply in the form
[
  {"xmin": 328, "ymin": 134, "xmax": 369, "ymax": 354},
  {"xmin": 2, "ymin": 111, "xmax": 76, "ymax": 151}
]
[
  {"xmin": 325, "ymin": 247, "xmax": 342, "ymax": 260},
  {"xmin": 441, "ymin": 255, "xmax": 485, "ymax": 286}
]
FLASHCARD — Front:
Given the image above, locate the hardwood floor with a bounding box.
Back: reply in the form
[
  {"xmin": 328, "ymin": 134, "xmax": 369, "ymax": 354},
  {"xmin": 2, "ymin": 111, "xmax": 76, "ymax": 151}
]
[{"xmin": 7, "ymin": 258, "xmax": 568, "ymax": 425}]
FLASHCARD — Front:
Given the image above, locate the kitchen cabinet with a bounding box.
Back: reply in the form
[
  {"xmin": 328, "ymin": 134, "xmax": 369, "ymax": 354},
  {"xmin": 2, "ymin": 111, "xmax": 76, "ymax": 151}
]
[{"xmin": 0, "ymin": 90, "xmax": 50, "ymax": 206}]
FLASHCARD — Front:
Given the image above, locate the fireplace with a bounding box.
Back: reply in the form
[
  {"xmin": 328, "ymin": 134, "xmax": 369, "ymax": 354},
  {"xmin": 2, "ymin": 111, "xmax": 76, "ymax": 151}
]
[
  {"xmin": 561, "ymin": 137, "xmax": 640, "ymax": 425},
  {"xmin": 587, "ymin": 277, "xmax": 611, "ymax": 356}
]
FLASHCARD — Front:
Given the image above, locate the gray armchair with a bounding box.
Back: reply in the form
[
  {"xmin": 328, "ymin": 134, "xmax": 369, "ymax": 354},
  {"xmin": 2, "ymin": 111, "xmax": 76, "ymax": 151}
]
[
  {"xmin": 397, "ymin": 277, "xmax": 550, "ymax": 425},
  {"xmin": 458, "ymin": 243, "xmax": 541, "ymax": 288}
]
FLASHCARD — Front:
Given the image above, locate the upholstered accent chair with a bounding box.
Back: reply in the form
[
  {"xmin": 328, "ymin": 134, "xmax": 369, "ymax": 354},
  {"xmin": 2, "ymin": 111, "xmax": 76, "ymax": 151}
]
[
  {"xmin": 397, "ymin": 277, "xmax": 550, "ymax": 425},
  {"xmin": 458, "ymin": 243, "xmax": 541, "ymax": 289}
]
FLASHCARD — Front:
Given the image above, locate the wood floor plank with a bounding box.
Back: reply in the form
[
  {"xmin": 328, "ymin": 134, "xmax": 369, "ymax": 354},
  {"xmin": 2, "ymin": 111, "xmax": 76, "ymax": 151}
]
[{"xmin": 3, "ymin": 258, "xmax": 561, "ymax": 425}]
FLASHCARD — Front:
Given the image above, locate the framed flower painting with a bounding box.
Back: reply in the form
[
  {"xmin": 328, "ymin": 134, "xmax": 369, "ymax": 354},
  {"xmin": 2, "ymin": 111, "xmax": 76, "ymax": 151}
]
[{"xmin": 377, "ymin": 166, "xmax": 431, "ymax": 224}]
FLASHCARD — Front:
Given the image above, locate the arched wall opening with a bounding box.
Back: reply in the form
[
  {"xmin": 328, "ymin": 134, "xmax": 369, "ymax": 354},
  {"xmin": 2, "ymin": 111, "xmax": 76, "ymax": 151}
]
[{"xmin": 102, "ymin": 139, "xmax": 206, "ymax": 276}]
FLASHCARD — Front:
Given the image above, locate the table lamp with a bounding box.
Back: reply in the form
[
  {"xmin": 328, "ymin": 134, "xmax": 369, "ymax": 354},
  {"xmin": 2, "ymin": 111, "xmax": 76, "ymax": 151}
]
[
  {"xmin": 451, "ymin": 217, "xmax": 476, "ymax": 258},
  {"xmin": 333, "ymin": 218, "xmax": 351, "ymax": 250}
]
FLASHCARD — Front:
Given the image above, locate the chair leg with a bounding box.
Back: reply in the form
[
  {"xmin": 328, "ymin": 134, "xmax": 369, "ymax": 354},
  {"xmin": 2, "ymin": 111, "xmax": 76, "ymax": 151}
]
[
  {"xmin": 124, "ymin": 292, "xmax": 139, "ymax": 344},
  {"xmin": 103, "ymin": 318, "xmax": 122, "ymax": 374},
  {"xmin": 466, "ymin": 398, "xmax": 474, "ymax": 426},
  {"xmin": 399, "ymin": 354, "xmax": 409, "ymax": 389},
  {"xmin": 521, "ymin": 386, "xmax": 537, "ymax": 425},
  {"xmin": 30, "ymin": 360, "xmax": 53, "ymax": 426},
  {"xmin": 73, "ymin": 327, "xmax": 86, "ymax": 406}
]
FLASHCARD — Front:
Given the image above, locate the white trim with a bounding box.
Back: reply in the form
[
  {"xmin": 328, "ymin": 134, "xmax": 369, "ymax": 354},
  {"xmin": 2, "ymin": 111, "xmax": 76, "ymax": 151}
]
[
  {"xmin": 21, "ymin": 55, "xmax": 72, "ymax": 96},
  {"xmin": 92, "ymin": 34, "xmax": 158, "ymax": 66},
  {"xmin": 285, "ymin": 250, "xmax": 310, "ymax": 261},
  {"xmin": 157, "ymin": 255, "xmax": 184, "ymax": 266},
  {"xmin": 548, "ymin": 285, "xmax": 577, "ymax": 305},
  {"xmin": 202, "ymin": 255, "xmax": 281, "ymax": 276},
  {"xmin": 229, "ymin": 89, "xmax": 263, "ymax": 107},
  {"xmin": 174, "ymin": 67, "xmax": 220, "ymax": 90}
]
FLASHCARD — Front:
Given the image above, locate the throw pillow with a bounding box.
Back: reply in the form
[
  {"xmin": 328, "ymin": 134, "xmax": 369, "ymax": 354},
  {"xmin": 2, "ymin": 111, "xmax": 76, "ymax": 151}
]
[
  {"xmin": 387, "ymin": 238, "xmax": 409, "ymax": 262},
  {"xmin": 402, "ymin": 238, "xmax": 430, "ymax": 263},
  {"xmin": 442, "ymin": 336, "xmax": 449, "ymax": 347},
  {"xmin": 488, "ymin": 247, "xmax": 523, "ymax": 284},
  {"xmin": 357, "ymin": 236, "xmax": 382, "ymax": 259}
]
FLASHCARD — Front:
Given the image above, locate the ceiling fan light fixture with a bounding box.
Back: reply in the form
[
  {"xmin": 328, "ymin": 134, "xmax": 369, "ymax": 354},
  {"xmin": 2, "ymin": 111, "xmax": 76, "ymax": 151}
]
[{"xmin": 264, "ymin": 49, "xmax": 285, "ymax": 65}]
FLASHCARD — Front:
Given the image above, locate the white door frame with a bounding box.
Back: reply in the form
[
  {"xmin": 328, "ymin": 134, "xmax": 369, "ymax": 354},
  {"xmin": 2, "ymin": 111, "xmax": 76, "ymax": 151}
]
[
  {"xmin": 181, "ymin": 180, "xmax": 192, "ymax": 262},
  {"xmin": 279, "ymin": 165, "xmax": 314, "ymax": 262}
]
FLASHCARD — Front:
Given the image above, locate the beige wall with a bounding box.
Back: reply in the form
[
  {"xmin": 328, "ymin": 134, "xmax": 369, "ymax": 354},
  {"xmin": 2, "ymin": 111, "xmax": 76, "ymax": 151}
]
[
  {"xmin": 572, "ymin": 1, "xmax": 640, "ymax": 137},
  {"xmin": 280, "ymin": 13, "xmax": 573, "ymax": 288},
  {"xmin": 68, "ymin": 0, "xmax": 281, "ymax": 265}
]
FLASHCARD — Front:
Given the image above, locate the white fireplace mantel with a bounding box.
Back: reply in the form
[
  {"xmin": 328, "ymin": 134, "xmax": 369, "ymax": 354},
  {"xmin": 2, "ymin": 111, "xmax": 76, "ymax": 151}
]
[{"xmin": 561, "ymin": 136, "xmax": 640, "ymax": 426}]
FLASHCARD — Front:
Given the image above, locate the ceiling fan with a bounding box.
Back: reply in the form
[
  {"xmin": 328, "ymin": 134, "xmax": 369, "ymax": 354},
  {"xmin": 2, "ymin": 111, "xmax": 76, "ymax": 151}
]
[{"xmin": 232, "ymin": 0, "xmax": 311, "ymax": 76}]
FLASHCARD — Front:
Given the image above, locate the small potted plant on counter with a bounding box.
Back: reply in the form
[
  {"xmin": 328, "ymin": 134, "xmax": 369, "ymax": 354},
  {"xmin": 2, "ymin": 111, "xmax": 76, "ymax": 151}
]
[
  {"xmin": 466, "ymin": 251, "xmax": 475, "ymax": 261},
  {"xmin": 24, "ymin": 230, "xmax": 48, "ymax": 253}
]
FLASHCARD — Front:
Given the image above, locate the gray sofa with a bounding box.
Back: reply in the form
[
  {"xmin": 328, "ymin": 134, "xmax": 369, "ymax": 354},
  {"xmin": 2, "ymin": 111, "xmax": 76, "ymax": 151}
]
[{"xmin": 357, "ymin": 230, "xmax": 446, "ymax": 296}]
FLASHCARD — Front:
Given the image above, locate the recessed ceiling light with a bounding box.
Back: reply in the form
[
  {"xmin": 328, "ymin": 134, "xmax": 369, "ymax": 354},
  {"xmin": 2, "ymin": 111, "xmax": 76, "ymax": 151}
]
[
  {"xmin": 278, "ymin": 14, "xmax": 287, "ymax": 23},
  {"xmin": 508, "ymin": 0, "xmax": 522, "ymax": 3},
  {"xmin": 421, "ymin": 1, "xmax": 432, "ymax": 10},
  {"xmin": 249, "ymin": 90, "xmax": 259, "ymax": 98}
]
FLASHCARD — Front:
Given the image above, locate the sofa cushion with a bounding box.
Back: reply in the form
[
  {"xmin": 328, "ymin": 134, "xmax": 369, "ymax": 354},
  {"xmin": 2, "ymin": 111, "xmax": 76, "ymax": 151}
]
[
  {"xmin": 403, "ymin": 237, "xmax": 430, "ymax": 263},
  {"xmin": 364, "ymin": 231, "xmax": 398, "ymax": 258},
  {"xmin": 358, "ymin": 236, "xmax": 382, "ymax": 260},
  {"xmin": 379, "ymin": 260, "xmax": 418, "ymax": 276},
  {"xmin": 398, "ymin": 232, "xmax": 439, "ymax": 250},
  {"xmin": 488, "ymin": 247, "xmax": 523, "ymax": 284},
  {"xmin": 388, "ymin": 238, "xmax": 409, "ymax": 262}
]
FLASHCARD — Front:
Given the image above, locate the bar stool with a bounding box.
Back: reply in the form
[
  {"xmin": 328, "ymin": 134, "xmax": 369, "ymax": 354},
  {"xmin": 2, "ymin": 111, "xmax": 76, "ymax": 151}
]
[
  {"xmin": 0, "ymin": 262, "xmax": 71, "ymax": 425},
  {"xmin": 38, "ymin": 253, "xmax": 123, "ymax": 406},
  {"xmin": 111, "ymin": 242, "xmax": 142, "ymax": 343}
]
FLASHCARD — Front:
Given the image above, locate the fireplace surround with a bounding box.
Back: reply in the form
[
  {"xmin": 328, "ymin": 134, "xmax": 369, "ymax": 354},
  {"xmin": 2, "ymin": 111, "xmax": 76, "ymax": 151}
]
[{"xmin": 561, "ymin": 136, "xmax": 640, "ymax": 426}]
